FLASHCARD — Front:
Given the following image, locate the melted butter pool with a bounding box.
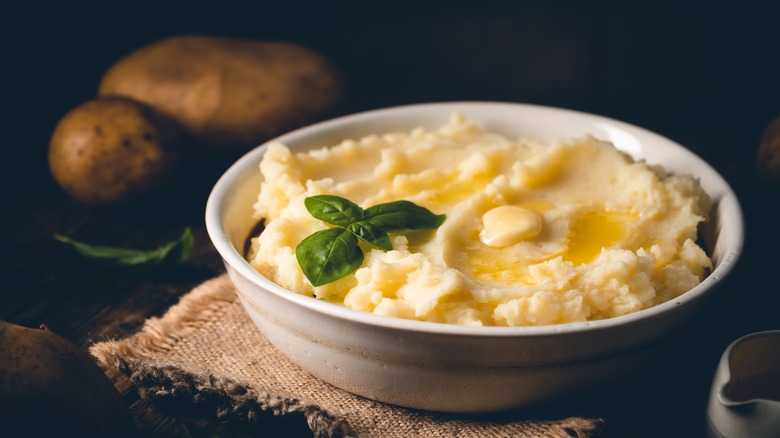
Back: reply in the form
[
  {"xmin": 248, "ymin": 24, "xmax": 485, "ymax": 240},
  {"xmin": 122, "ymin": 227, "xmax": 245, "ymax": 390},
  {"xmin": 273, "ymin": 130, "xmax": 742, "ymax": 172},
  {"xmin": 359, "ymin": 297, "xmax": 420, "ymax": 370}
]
[{"xmin": 563, "ymin": 211, "xmax": 629, "ymax": 266}]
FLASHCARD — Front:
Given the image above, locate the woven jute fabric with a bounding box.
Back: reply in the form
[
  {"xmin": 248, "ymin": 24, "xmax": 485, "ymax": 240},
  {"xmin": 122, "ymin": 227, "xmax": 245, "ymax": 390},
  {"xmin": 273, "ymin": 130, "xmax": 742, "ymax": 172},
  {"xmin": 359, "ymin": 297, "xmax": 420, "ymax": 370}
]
[{"xmin": 90, "ymin": 274, "xmax": 603, "ymax": 437}]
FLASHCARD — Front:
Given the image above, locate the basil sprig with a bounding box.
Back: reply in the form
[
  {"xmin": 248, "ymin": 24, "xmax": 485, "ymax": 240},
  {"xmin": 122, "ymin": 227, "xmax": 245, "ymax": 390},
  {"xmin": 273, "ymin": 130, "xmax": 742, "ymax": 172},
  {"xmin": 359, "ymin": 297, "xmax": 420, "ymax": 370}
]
[
  {"xmin": 54, "ymin": 227, "xmax": 194, "ymax": 269},
  {"xmin": 296, "ymin": 195, "xmax": 445, "ymax": 286}
]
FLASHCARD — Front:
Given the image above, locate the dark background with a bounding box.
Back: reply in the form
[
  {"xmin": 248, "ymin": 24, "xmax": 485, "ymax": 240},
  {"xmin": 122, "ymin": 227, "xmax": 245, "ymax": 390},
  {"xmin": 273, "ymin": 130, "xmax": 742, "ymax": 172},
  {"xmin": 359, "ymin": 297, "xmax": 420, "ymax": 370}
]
[
  {"xmin": 6, "ymin": 1, "xmax": 778, "ymax": 187},
  {"xmin": 2, "ymin": 2, "xmax": 779, "ymax": 437}
]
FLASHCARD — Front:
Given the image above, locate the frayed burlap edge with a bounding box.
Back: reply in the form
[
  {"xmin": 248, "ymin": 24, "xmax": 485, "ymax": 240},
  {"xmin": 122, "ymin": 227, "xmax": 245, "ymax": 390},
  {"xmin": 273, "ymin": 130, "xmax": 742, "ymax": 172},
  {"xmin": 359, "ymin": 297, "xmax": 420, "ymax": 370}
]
[
  {"xmin": 90, "ymin": 275, "xmax": 354, "ymax": 437},
  {"xmin": 104, "ymin": 355, "xmax": 355, "ymax": 437},
  {"xmin": 91, "ymin": 275, "xmax": 238, "ymax": 365},
  {"xmin": 90, "ymin": 274, "xmax": 603, "ymax": 438}
]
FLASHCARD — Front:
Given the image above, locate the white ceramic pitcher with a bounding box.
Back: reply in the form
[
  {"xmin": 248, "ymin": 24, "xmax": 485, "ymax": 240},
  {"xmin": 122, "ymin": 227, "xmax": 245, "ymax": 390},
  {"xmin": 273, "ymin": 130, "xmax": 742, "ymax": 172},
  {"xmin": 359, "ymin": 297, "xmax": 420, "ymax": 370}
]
[{"xmin": 707, "ymin": 330, "xmax": 780, "ymax": 438}]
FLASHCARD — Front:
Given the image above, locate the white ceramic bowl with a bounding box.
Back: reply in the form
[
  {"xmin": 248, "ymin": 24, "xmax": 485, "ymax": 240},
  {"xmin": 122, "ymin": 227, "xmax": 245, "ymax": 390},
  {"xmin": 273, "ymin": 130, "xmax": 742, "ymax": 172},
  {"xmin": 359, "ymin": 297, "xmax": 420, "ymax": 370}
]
[{"xmin": 205, "ymin": 101, "xmax": 744, "ymax": 413}]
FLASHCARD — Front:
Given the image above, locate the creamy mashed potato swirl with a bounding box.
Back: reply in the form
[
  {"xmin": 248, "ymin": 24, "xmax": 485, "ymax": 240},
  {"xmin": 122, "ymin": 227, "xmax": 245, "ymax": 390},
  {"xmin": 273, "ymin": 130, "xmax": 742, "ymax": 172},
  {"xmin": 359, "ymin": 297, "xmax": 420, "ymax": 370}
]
[{"xmin": 248, "ymin": 112, "xmax": 712, "ymax": 326}]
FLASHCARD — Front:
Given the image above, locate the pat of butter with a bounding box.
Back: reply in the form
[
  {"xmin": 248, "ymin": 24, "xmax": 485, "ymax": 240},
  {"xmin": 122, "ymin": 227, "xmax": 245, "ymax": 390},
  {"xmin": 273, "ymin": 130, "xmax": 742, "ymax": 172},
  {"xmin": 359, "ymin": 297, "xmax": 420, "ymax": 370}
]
[{"xmin": 480, "ymin": 205, "xmax": 543, "ymax": 247}]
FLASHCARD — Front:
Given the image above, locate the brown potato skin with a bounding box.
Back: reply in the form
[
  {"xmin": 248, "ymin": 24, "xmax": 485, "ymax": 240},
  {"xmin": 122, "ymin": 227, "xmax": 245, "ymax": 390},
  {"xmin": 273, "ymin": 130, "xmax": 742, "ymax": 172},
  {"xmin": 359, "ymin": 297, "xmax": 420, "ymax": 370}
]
[
  {"xmin": 48, "ymin": 97, "xmax": 180, "ymax": 205},
  {"xmin": 0, "ymin": 321, "xmax": 136, "ymax": 436},
  {"xmin": 98, "ymin": 36, "xmax": 343, "ymax": 153},
  {"xmin": 757, "ymin": 115, "xmax": 780, "ymax": 186}
]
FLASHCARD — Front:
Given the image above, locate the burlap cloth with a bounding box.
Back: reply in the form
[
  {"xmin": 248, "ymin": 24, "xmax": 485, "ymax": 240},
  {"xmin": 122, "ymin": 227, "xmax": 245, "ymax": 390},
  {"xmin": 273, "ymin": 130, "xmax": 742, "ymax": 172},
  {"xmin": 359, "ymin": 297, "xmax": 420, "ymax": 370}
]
[{"xmin": 90, "ymin": 274, "xmax": 603, "ymax": 437}]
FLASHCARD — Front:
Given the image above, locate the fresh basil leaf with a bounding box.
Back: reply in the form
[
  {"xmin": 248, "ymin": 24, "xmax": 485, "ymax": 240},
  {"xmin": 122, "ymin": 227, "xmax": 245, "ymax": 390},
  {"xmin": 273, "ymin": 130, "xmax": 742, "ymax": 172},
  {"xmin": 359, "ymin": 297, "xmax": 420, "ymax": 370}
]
[
  {"xmin": 54, "ymin": 227, "xmax": 194, "ymax": 268},
  {"xmin": 347, "ymin": 221, "xmax": 393, "ymax": 250},
  {"xmin": 297, "ymin": 195, "xmax": 445, "ymax": 288},
  {"xmin": 296, "ymin": 227, "xmax": 364, "ymax": 286},
  {"xmin": 364, "ymin": 200, "xmax": 446, "ymax": 232},
  {"xmin": 304, "ymin": 195, "xmax": 364, "ymax": 227}
]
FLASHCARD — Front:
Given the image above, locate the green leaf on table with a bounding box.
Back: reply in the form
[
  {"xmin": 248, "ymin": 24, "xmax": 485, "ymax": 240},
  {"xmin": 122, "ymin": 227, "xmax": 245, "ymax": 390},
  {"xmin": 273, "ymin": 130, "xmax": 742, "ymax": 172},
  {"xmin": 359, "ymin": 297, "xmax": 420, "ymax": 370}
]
[
  {"xmin": 54, "ymin": 227, "xmax": 194, "ymax": 268},
  {"xmin": 295, "ymin": 227, "xmax": 363, "ymax": 287}
]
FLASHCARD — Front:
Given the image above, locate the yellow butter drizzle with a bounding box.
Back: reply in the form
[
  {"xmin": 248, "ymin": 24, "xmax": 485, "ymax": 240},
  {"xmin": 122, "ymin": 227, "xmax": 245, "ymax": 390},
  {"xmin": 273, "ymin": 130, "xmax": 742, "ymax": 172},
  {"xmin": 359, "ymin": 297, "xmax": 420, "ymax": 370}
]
[
  {"xmin": 563, "ymin": 211, "xmax": 628, "ymax": 266},
  {"xmin": 427, "ymin": 172, "xmax": 494, "ymax": 205},
  {"xmin": 517, "ymin": 199, "xmax": 555, "ymax": 214},
  {"xmin": 467, "ymin": 255, "xmax": 537, "ymax": 285},
  {"xmin": 464, "ymin": 200, "xmax": 556, "ymax": 285}
]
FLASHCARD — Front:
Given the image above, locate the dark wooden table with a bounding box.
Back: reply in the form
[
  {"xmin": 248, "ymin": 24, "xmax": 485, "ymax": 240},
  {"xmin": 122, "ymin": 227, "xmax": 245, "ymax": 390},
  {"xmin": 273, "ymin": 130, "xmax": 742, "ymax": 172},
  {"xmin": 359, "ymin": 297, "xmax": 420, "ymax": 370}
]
[{"xmin": 3, "ymin": 3, "xmax": 778, "ymax": 437}]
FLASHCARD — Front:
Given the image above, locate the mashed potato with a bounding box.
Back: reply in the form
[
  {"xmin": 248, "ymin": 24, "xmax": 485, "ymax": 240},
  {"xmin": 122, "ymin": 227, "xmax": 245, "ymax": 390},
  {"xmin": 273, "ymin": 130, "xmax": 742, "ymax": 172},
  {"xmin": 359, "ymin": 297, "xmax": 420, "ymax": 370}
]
[{"xmin": 247, "ymin": 112, "xmax": 712, "ymax": 326}]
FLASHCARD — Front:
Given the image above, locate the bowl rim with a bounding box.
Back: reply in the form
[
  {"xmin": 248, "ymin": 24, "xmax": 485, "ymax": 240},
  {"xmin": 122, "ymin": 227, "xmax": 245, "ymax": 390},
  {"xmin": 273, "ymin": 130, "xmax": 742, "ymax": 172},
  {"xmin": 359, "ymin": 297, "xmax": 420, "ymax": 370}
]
[{"xmin": 206, "ymin": 100, "xmax": 744, "ymax": 337}]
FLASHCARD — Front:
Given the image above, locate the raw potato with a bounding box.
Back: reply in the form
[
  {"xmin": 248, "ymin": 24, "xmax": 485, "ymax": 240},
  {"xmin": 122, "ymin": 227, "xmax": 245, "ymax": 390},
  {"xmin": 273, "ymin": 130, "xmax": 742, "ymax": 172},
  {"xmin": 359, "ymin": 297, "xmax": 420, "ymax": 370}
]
[
  {"xmin": 98, "ymin": 35, "xmax": 343, "ymax": 153},
  {"xmin": 0, "ymin": 320, "xmax": 135, "ymax": 436},
  {"xmin": 757, "ymin": 115, "xmax": 780, "ymax": 186},
  {"xmin": 49, "ymin": 97, "xmax": 180, "ymax": 205}
]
